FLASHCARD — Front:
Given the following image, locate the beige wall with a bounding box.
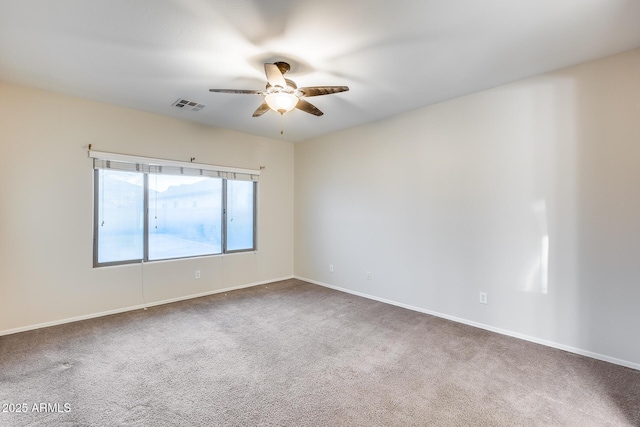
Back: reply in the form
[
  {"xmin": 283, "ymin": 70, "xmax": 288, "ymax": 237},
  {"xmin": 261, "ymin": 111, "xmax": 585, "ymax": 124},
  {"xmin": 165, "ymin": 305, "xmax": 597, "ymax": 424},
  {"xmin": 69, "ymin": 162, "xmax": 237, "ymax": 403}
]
[
  {"xmin": 0, "ymin": 82, "xmax": 294, "ymax": 333},
  {"xmin": 295, "ymin": 49, "xmax": 640, "ymax": 368}
]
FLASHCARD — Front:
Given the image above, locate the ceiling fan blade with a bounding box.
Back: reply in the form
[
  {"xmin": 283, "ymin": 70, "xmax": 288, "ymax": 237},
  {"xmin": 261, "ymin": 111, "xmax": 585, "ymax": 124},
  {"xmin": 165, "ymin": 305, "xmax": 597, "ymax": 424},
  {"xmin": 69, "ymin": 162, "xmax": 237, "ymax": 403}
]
[
  {"xmin": 252, "ymin": 102, "xmax": 271, "ymax": 117},
  {"xmin": 209, "ymin": 89, "xmax": 264, "ymax": 95},
  {"xmin": 264, "ymin": 63, "xmax": 287, "ymax": 88},
  {"xmin": 298, "ymin": 86, "xmax": 349, "ymax": 97},
  {"xmin": 296, "ymin": 99, "xmax": 323, "ymax": 116}
]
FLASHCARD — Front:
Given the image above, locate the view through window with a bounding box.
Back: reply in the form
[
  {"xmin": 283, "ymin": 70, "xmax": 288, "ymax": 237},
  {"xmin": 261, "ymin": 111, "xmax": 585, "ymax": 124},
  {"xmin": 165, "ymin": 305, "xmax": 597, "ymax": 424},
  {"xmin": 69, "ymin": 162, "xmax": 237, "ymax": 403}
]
[{"xmin": 95, "ymin": 169, "xmax": 256, "ymax": 266}]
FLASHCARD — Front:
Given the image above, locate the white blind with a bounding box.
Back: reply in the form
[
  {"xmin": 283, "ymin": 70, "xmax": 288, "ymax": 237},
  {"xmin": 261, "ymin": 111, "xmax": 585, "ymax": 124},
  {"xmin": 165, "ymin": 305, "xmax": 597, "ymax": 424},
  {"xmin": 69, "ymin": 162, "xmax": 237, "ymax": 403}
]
[{"xmin": 89, "ymin": 150, "xmax": 260, "ymax": 181}]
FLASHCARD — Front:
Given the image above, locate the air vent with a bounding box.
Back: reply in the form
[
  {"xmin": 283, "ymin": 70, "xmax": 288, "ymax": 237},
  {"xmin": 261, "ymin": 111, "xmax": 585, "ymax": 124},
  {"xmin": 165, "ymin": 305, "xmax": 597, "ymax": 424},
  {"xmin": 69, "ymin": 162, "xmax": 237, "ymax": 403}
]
[{"xmin": 172, "ymin": 98, "xmax": 205, "ymax": 111}]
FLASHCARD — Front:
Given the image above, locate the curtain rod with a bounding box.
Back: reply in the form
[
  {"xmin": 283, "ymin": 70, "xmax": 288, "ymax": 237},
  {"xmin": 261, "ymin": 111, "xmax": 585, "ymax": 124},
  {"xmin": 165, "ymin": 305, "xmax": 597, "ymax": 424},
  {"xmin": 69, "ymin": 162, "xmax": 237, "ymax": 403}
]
[{"xmin": 88, "ymin": 149, "xmax": 261, "ymax": 176}]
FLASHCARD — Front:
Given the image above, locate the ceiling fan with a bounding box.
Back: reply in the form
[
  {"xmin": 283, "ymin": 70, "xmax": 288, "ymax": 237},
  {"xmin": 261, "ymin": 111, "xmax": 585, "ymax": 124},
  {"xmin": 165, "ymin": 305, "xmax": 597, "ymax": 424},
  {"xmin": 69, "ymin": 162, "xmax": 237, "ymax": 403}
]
[{"xmin": 209, "ymin": 62, "xmax": 349, "ymax": 117}]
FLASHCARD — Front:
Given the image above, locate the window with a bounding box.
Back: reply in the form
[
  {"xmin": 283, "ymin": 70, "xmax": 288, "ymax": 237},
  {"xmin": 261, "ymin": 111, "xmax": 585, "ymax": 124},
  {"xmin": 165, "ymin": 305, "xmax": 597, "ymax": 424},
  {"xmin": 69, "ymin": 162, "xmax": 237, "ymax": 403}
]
[
  {"xmin": 95, "ymin": 169, "xmax": 144, "ymax": 264},
  {"xmin": 225, "ymin": 180, "xmax": 256, "ymax": 252},
  {"xmin": 148, "ymin": 174, "xmax": 223, "ymax": 261},
  {"xmin": 92, "ymin": 152, "xmax": 258, "ymax": 267}
]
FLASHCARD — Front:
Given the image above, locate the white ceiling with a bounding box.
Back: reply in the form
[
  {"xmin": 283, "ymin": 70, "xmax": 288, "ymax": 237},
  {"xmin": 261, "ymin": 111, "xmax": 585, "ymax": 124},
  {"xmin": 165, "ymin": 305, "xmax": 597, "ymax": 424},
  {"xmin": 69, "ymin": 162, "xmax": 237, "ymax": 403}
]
[{"xmin": 1, "ymin": 0, "xmax": 640, "ymax": 142}]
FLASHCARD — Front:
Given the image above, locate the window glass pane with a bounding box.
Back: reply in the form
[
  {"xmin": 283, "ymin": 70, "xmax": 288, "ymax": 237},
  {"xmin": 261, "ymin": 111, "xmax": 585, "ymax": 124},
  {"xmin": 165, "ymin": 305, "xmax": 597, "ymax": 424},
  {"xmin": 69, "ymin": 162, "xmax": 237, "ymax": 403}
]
[
  {"xmin": 97, "ymin": 170, "xmax": 144, "ymax": 264},
  {"xmin": 148, "ymin": 174, "xmax": 222, "ymax": 260},
  {"xmin": 226, "ymin": 180, "xmax": 255, "ymax": 251}
]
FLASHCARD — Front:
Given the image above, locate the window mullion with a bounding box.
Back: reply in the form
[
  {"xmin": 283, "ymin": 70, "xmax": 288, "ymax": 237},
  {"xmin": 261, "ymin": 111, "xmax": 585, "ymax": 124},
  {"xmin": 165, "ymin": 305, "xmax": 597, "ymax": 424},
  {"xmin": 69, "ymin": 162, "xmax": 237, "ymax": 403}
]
[
  {"xmin": 143, "ymin": 173, "xmax": 149, "ymax": 262},
  {"xmin": 222, "ymin": 179, "xmax": 228, "ymax": 253}
]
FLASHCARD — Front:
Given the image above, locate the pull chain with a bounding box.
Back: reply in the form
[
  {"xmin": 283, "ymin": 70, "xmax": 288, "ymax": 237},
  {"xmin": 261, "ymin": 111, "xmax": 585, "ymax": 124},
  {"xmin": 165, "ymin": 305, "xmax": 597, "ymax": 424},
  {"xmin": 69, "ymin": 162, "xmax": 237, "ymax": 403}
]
[
  {"xmin": 101, "ymin": 170, "xmax": 105, "ymax": 227},
  {"xmin": 280, "ymin": 112, "xmax": 284, "ymax": 137},
  {"xmin": 154, "ymin": 173, "xmax": 158, "ymax": 230}
]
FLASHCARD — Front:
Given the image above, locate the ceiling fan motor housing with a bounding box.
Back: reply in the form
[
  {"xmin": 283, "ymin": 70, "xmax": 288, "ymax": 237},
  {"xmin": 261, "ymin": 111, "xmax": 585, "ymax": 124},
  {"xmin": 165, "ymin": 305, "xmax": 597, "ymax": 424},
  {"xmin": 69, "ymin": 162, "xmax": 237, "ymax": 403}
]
[
  {"xmin": 266, "ymin": 78, "xmax": 297, "ymax": 92},
  {"xmin": 274, "ymin": 61, "xmax": 291, "ymax": 75}
]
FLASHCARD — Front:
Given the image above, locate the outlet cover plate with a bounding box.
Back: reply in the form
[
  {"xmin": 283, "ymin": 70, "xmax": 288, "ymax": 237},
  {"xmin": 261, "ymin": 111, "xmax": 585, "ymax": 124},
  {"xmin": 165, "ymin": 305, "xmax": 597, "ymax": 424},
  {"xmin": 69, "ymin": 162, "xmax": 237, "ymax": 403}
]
[{"xmin": 479, "ymin": 292, "xmax": 487, "ymax": 304}]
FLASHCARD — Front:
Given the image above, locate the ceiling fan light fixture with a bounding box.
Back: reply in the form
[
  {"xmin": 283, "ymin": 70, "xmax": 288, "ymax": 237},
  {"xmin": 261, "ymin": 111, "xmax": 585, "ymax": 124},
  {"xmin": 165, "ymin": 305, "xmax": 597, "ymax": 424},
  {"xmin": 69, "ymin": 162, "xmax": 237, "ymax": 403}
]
[
  {"xmin": 210, "ymin": 62, "xmax": 346, "ymax": 118},
  {"xmin": 265, "ymin": 92, "xmax": 298, "ymax": 114}
]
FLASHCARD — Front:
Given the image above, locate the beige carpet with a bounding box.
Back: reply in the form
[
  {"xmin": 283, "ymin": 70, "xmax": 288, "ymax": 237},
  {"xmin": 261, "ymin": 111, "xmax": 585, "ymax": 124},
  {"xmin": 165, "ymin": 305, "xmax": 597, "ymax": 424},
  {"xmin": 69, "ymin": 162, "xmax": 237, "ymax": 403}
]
[{"xmin": 1, "ymin": 278, "xmax": 638, "ymax": 426}]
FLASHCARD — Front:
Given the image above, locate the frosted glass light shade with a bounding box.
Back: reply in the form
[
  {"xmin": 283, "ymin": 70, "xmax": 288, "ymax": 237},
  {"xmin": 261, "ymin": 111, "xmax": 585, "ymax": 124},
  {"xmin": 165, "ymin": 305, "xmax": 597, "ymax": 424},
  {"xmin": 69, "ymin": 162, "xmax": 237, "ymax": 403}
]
[{"xmin": 265, "ymin": 92, "xmax": 298, "ymax": 113}]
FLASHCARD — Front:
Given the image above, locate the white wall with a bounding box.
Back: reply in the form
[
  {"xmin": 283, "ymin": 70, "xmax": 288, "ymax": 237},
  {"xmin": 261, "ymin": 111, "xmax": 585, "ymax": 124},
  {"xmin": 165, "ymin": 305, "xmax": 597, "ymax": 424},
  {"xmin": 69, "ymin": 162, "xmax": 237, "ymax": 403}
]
[
  {"xmin": 295, "ymin": 49, "xmax": 640, "ymax": 368},
  {"xmin": 0, "ymin": 82, "xmax": 294, "ymax": 333}
]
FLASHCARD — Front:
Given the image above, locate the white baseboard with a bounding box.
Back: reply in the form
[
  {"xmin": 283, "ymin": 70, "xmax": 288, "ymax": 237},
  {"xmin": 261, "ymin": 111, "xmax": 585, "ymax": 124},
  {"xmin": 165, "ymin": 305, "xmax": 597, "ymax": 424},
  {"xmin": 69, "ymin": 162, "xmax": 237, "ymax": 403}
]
[
  {"xmin": 0, "ymin": 276, "xmax": 294, "ymax": 337},
  {"xmin": 295, "ymin": 276, "xmax": 640, "ymax": 372}
]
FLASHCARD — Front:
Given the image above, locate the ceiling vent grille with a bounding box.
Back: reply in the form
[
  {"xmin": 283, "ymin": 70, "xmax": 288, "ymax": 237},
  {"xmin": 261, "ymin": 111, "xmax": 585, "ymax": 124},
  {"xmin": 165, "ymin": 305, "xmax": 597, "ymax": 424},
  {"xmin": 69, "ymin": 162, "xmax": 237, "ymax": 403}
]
[{"xmin": 172, "ymin": 98, "xmax": 205, "ymax": 111}]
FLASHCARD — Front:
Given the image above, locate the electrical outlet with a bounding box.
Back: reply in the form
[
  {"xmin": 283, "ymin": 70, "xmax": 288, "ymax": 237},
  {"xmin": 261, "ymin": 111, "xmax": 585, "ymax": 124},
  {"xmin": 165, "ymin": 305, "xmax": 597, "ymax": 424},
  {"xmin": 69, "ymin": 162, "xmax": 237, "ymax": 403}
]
[
  {"xmin": 329, "ymin": 264, "xmax": 334, "ymax": 272},
  {"xmin": 366, "ymin": 271, "xmax": 372, "ymax": 281},
  {"xmin": 479, "ymin": 292, "xmax": 487, "ymax": 304},
  {"xmin": 195, "ymin": 270, "xmax": 201, "ymax": 279}
]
